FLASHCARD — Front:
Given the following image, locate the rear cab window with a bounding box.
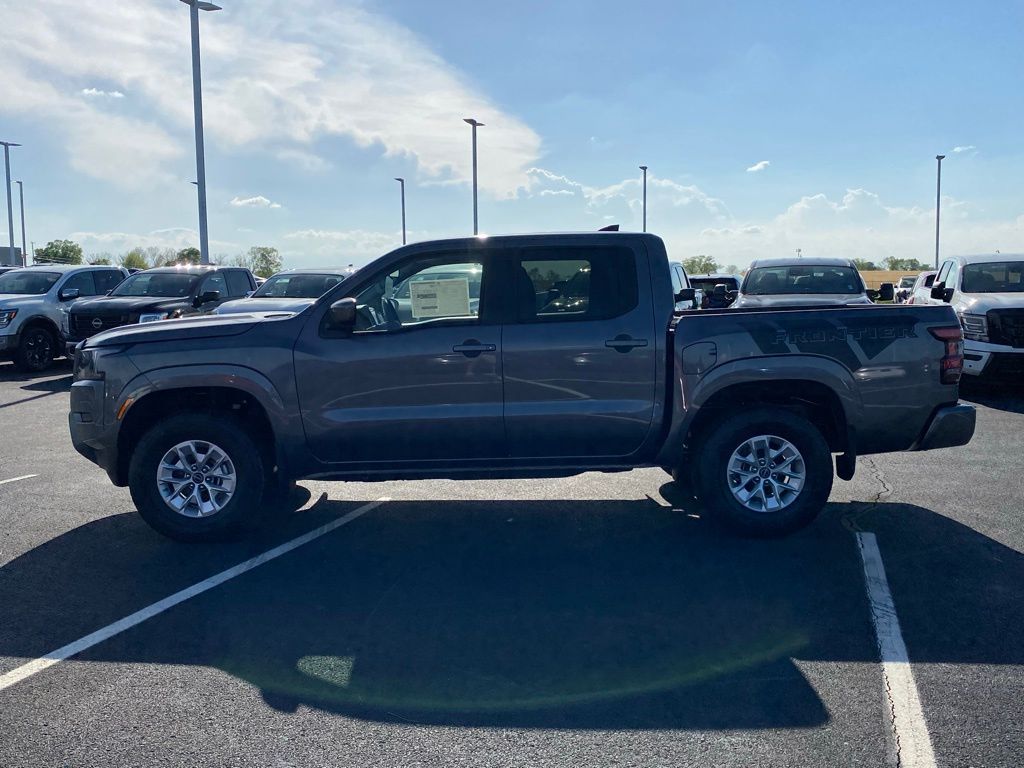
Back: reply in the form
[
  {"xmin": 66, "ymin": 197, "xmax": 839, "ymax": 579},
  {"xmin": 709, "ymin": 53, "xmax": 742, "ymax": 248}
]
[{"xmin": 513, "ymin": 246, "xmax": 638, "ymax": 323}]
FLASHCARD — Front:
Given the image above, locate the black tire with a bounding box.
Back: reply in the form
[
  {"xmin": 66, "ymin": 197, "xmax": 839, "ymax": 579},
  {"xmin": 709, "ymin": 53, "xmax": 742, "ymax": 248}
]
[
  {"xmin": 696, "ymin": 407, "xmax": 833, "ymax": 537},
  {"xmin": 128, "ymin": 413, "xmax": 265, "ymax": 542},
  {"xmin": 14, "ymin": 325, "xmax": 56, "ymax": 373}
]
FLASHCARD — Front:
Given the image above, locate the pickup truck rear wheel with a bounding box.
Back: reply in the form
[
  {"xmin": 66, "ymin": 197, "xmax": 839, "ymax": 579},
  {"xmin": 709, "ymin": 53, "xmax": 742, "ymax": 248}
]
[
  {"xmin": 128, "ymin": 414, "xmax": 265, "ymax": 542},
  {"xmin": 696, "ymin": 408, "xmax": 833, "ymax": 537}
]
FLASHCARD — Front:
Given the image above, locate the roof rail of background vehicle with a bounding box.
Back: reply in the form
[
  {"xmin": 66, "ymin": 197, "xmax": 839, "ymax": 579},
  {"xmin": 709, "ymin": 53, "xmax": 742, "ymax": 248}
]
[
  {"xmin": 12, "ymin": 263, "xmax": 116, "ymax": 272},
  {"xmin": 385, "ymin": 231, "xmax": 664, "ymax": 251},
  {"xmin": 748, "ymin": 256, "xmax": 856, "ymax": 268},
  {"xmin": 946, "ymin": 253, "xmax": 1024, "ymax": 264}
]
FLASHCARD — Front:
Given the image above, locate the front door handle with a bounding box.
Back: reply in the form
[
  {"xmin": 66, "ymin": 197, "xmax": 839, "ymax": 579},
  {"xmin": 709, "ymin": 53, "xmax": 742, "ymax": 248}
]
[
  {"xmin": 605, "ymin": 335, "xmax": 649, "ymax": 352},
  {"xmin": 453, "ymin": 340, "xmax": 496, "ymax": 357}
]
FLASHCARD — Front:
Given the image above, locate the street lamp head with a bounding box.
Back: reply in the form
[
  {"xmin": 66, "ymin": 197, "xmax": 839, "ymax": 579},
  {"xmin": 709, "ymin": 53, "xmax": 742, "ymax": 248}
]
[
  {"xmin": 0, "ymin": 141, "xmax": 22, "ymax": 148},
  {"xmin": 639, "ymin": 165, "xmax": 648, "ymax": 171},
  {"xmin": 394, "ymin": 177, "xmax": 404, "ymax": 183},
  {"xmin": 463, "ymin": 118, "xmax": 484, "ymax": 127},
  {"xmin": 936, "ymin": 154, "xmax": 946, "ymax": 161},
  {"xmin": 180, "ymin": 0, "xmax": 222, "ymax": 10}
]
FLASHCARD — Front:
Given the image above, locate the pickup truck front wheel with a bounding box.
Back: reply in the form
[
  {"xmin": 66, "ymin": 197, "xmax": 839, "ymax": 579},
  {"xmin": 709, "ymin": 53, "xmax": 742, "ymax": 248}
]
[
  {"xmin": 696, "ymin": 408, "xmax": 833, "ymax": 537},
  {"xmin": 128, "ymin": 414, "xmax": 265, "ymax": 542}
]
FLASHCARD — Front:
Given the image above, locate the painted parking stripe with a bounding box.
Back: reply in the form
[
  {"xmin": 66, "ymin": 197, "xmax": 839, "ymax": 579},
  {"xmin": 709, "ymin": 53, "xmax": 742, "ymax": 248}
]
[
  {"xmin": 857, "ymin": 531, "xmax": 937, "ymax": 768},
  {"xmin": 0, "ymin": 497, "xmax": 388, "ymax": 693},
  {"xmin": 0, "ymin": 474, "xmax": 39, "ymax": 487}
]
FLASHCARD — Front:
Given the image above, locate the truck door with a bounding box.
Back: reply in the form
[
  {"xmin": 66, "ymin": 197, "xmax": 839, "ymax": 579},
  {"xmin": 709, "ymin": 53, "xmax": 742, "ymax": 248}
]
[
  {"xmin": 500, "ymin": 243, "xmax": 658, "ymax": 458},
  {"xmin": 293, "ymin": 248, "xmax": 505, "ymax": 464}
]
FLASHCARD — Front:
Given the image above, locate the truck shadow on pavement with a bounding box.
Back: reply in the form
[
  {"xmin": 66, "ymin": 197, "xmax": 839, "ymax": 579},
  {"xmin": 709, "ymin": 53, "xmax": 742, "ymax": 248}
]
[{"xmin": 1, "ymin": 494, "xmax": 1021, "ymax": 730}]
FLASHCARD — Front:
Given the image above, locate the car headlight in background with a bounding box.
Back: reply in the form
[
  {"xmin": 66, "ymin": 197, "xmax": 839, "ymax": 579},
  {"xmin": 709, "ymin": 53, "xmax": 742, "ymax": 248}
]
[
  {"xmin": 958, "ymin": 312, "xmax": 988, "ymax": 342},
  {"xmin": 138, "ymin": 312, "xmax": 170, "ymax": 324},
  {"xmin": 0, "ymin": 309, "xmax": 18, "ymax": 328}
]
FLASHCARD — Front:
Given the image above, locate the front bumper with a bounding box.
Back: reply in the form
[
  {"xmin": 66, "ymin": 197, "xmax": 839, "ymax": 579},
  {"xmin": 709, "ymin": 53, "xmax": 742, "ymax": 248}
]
[
  {"xmin": 69, "ymin": 379, "xmax": 121, "ymax": 484},
  {"xmin": 962, "ymin": 339, "xmax": 1024, "ymax": 376},
  {"xmin": 0, "ymin": 332, "xmax": 16, "ymax": 353},
  {"xmin": 911, "ymin": 403, "xmax": 976, "ymax": 451}
]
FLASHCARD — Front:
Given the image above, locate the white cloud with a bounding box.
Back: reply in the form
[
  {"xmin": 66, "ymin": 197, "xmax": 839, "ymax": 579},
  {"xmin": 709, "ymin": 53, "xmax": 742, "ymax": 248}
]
[
  {"xmin": 0, "ymin": 0, "xmax": 541, "ymax": 195},
  {"xmin": 746, "ymin": 160, "xmax": 770, "ymax": 173},
  {"xmin": 229, "ymin": 195, "xmax": 282, "ymax": 209},
  {"xmin": 70, "ymin": 227, "xmax": 239, "ymax": 255},
  {"xmin": 81, "ymin": 87, "xmax": 125, "ymax": 98},
  {"xmin": 283, "ymin": 228, "xmax": 411, "ymax": 263},
  {"xmin": 276, "ymin": 148, "xmax": 332, "ymax": 173},
  {"xmin": 952, "ymin": 145, "xmax": 976, "ymax": 153}
]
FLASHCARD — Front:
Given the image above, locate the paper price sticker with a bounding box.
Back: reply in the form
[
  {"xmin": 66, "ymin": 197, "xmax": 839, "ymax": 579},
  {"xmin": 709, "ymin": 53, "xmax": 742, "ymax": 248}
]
[{"xmin": 410, "ymin": 278, "xmax": 471, "ymax": 318}]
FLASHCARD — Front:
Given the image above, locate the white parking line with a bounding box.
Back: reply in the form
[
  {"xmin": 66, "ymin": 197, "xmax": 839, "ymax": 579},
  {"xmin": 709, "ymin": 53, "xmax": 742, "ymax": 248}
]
[
  {"xmin": 0, "ymin": 497, "xmax": 388, "ymax": 693},
  {"xmin": 857, "ymin": 531, "xmax": 937, "ymax": 768},
  {"xmin": 0, "ymin": 474, "xmax": 39, "ymax": 487}
]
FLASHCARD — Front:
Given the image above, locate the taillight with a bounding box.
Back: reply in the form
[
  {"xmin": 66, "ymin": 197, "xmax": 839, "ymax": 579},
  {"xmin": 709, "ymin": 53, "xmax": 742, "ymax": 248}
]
[{"xmin": 929, "ymin": 326, "xmax": 963, "ymax": 385}]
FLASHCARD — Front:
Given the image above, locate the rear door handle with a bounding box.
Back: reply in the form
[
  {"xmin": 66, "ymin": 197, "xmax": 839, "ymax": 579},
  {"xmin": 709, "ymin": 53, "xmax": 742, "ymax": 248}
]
[
  {"xmin": 453, "ymin": 340, "xmax": 496, "ymax": 357},
  {"xmin": 605, "ymin": 336, "xmax": 648, "ymax": 352}
]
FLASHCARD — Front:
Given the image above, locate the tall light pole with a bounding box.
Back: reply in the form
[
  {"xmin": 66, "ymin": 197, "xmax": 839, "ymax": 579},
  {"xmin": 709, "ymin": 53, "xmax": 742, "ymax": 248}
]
[
  {"xmin": 639, "ymin": 165, "xmax": 648, "ymax": 232},
  {"xmin": 1, "ymin": 140, "xmax": 19, "ymax": 266},
  {"xmin": 934, "ymin": 154, "xmax": 945, "ymax": 269},
  {"xmin": 15, "ymin": 181, "xmax": 27, "ymax": 267},
  {"xmin": 179, "ymin": 0, "xmax": 221, "ymax": 265},
  {"xmin": 463, "ymin": 118, "xmax": 484, "ymax": 235},
  {"xmin": 394, "ymin": 177, "xmax": 406, "ymax": 244}
]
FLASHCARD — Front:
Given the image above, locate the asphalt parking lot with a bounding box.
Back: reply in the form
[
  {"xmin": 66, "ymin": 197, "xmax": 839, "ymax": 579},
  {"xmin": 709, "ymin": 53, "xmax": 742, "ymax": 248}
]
[{"xmin": 0, "ymin": 361, "xmax": 1022, "ymax": 767}]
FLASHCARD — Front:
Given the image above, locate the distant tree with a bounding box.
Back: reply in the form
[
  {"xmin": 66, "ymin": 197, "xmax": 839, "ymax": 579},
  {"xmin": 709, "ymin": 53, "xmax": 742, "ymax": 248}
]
[
  {"xmin": 246, "ymin": 246, "xmax": 283, "ymax": 278},
  {"xmin": 852, "ymin": 258, "xmax": 878, "ymax": 271},
  {"xmin": 723, "ymin": 264, "xmax": 740, "ymax": 275},
  {"xmin": 88, "ymin": 256, "xmax": 112, "ymax": 265},
  {"xmin": 143, "ymin": 246, "xmax": 177, "ymax": 267},
  {"xmin": 682, "ymin": 255, "xmax": 721, "ymax": 275},
  {"xmin": 882, "ymin": 257, "xmax": 928, "ymax": 271},
  {"xmin": 35, "ymin": 239, "xmax": 83, "ymax": 265},
  {"xmin": 121, "ymin": 248, "xmax": 149, "ymax": 271},
  {"xmin": 176, "ymin": 247, "xmax": 201, "ymax": 265}
]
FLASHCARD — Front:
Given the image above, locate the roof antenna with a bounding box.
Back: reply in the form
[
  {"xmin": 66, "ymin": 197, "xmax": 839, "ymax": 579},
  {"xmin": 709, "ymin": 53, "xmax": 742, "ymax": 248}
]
[{"xmin": 598, "ymin": 224, "xmax": 620, "ymax": 232}]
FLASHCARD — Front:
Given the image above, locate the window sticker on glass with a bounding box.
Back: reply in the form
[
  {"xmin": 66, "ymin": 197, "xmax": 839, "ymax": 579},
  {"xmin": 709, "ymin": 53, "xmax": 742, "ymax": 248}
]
[{"xmin": 410, "ymin": 277, "xmax": 471, "ymax": 318}]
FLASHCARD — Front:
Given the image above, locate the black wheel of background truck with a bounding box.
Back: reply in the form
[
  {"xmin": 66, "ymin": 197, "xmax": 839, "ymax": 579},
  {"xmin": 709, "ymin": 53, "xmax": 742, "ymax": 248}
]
[
  {"xmin": 14, "ymin": 326, "xmax": 56, "ymax": 373},
  {"xmin": 128, "ymin": 413, "xmax": 265, "ymax": 542},
  {"xmin": 696, "ymin": 407, "xmax": 833, "ymax": 537}
]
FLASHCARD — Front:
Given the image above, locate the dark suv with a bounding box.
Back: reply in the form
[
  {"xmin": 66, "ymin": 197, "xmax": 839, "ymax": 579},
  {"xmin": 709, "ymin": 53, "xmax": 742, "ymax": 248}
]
[{"xmin": 66, "ymin": 265, "xmax": 256, "ymax": 352}]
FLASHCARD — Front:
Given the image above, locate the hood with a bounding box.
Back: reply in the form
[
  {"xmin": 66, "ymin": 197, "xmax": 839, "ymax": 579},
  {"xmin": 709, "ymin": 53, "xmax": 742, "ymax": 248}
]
[
  {"xmin": 70, "ymin": 295, "xmax": 195, "ymax": 315},
  {"xmin": 733, "ymin": 293, "xmax": 871, "ymax": 308},
  {"xmin": 955, "ymin": 292, "xmax": 1024, "ymax": 313},
  {"xmin": 85, "ymin": 312, "xmax": 288, "ymax": 348},
  {"xmin": 215, "ymin": 297, "xmax": 315, "ymax": 315},
  {"xmin": 0, "ymin": 294, "xmax": 46, "ymax": 308}
]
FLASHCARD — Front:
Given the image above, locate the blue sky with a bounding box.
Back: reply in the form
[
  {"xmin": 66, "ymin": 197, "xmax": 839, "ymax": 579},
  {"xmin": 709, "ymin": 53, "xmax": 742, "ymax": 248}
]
[{"xmin": 1, "ymin": 0, "xmax": 1022, "ymax": 269}]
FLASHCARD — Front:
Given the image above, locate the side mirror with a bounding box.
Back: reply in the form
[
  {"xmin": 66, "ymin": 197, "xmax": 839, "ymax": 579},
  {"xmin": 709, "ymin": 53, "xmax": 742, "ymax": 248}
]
[
  {"xmin": 866, "ymin": 289, "xmax": 880, "ymax": 301},
  {"xmin": 59, "ymin": 288, "xmax": 80, "ymax": 301},
  {"xmin": 245, "ymin": 290, "xmax": 255, "ymax": 298},
  {"xmin": 878, "ymin": 283, "xmax": 895, "ymax": 302},
  {"xmin": 194, "ymin": 290, "xmax": 221, "ymax": 307},
  {"xmin": 930, "ymin": 282, "xmax": 944, "ymax": 300},
  {"xmin": 326, "ymin": 297, "xmax": 357, "ymax": 330},
  {"xmin": 675, "ymin": 288, "xmax": 695, "ymax": 303}
]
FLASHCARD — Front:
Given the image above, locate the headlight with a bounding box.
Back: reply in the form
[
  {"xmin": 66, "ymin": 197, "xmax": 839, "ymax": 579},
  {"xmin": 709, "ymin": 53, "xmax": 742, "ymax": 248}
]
[
  {"xmin": 138, "ymin": 312, "xmax": 169, "ymax": 324},
  {"xmin": 73, "ymin": 345, "xmax": 127, "ymax": 382},
  {"xmin": 0, "ymin": 309, "xmax": 17, "ymax": 328},
  {"xmin": 958, "ymin": 312, "xmax": 988, "ymax": 342}
]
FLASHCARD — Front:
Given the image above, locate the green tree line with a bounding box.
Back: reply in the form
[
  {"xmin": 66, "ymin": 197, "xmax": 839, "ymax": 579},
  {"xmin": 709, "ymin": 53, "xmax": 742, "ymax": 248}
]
[{"xmin": 32, "ymin": 240, "xmax": 283, "ymax": 278}]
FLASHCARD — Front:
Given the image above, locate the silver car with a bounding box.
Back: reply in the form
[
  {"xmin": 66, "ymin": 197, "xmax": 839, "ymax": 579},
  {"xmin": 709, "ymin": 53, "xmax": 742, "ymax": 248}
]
[
  {"xmin": 214, "ymin": 268, "xmax": 352, "ymax": 316},
  {"xmin": 733, "ymin": 257, "xmax": 876, "ymax": 308}
]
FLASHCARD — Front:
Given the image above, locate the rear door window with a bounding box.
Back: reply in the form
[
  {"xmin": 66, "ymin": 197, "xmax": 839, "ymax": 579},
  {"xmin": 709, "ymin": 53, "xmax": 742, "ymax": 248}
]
[
  {"xmin": 226, "ymin": 270, "xmax": 253, "ymax": 297},
  {"xmin": 94, "ymin": 269, "xmax": 125, "ymax": 294},
  {"xmin": 514, "ymin": 246, "xmax": 638, "ymax": 322},
  {"xmin": 61, "ymin": 271, "xmax": 98, "ymax": 296}
]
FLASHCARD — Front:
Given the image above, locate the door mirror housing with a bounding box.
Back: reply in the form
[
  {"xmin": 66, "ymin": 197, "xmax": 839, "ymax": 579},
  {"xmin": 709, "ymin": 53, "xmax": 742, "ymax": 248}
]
[
  {"xmin": 194, "ymin": 290, "xmax": 221, "ymax": 307},
  {"xmin": 326, "ymin": 297, "xmax": 357, "ymax": 330},
  {"xmin": 930, "ymin": 283, "xmax": 954, "ymax": 302},
  {"xmin": 58, "ymin": 288, "xmax": 80, "ymax": 301},
  {"xmin": 675, "ymin": 287, "xmax": 696, "ymax": 304},
  {"xmin": 878, "ymin": 283, "xmax": 895, "ymax": 302}
]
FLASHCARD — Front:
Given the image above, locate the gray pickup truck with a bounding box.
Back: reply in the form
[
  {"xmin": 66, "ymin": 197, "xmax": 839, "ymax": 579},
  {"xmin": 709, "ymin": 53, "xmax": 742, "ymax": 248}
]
[{"xmin": 68, "ymin": 232, "xmax": 975, "ymax": 541}]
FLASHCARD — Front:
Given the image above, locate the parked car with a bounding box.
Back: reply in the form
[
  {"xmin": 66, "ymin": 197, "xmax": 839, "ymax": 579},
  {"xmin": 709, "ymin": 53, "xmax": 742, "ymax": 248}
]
[
  {"xmin": 0, "ymin": 264, "xmax": 127, "ymax": 372},
  {"xmin": 895, "ymin": 275, "xmax": 919, "ymax": 303},
  {"xmin": 66, "ymin": 265, "xmax": 257, "ymax": 354},
  {"xmin": 669, "ymin": 262, "xmax": 700, "ymax": 310},
  {"xmin": 927, "ymin": 254, "xmax": 1024, "ymax": 379},
  {"xmin": 214, "ymin": 268, "xmax": 351, "ymax": 316},
  {"xmin": 69, "ymin": 232, "xmax": 974, "ymax": 542},
  {"xmin": 733, "ymin": 258, "xmax": 892, "ymax": 308},
  {"xmin": 690, "ymin": 274, "xmax": 740, "ymax": 308},
  {"xmin": 907, "ymin": 270, "xmax": 937, "ymax": 305}
]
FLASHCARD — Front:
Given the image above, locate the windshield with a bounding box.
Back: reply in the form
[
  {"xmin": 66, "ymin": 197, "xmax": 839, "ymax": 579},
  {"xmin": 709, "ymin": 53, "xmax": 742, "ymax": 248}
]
[
  {"xmin": 743, "ymin": 266, "xmax": 863, "ymax": 295},
  {"xmin": 111, "ymin": 272, "xmax": 202, "ymax": 298},
  {"xmin": 899, "ymin": 277, "xmax": 917, "ymax": 288},
  {"xmin": 961, "ymin": 262, "xmax": 1024, "ymax": 293},
  {"xmin": 0, "ymin": 271, "xmax": 61, "ymax": 295},
  {"xmin": 691, "ymin": 277, "xmax": 738, "ymax": 292},
  {"xmin": 253, "ymin": 273, "xmax": 345, "ymax": 299}
]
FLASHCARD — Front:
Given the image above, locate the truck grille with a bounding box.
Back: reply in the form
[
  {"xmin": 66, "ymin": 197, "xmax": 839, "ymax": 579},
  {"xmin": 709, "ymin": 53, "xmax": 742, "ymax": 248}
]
[
  {"xmin": 70, "ymin": 314, "xmax": 130, "ymax": 338},
  {"xmin": 987, "ymin": 309, "xmax": 1024, "ymax": 348}
]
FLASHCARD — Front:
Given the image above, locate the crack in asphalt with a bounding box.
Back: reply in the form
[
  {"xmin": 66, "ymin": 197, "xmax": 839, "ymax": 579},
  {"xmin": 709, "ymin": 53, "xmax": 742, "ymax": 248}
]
[{"xmin": 841, "ymin": 456, "xmax": 894, "ymax": 533}]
